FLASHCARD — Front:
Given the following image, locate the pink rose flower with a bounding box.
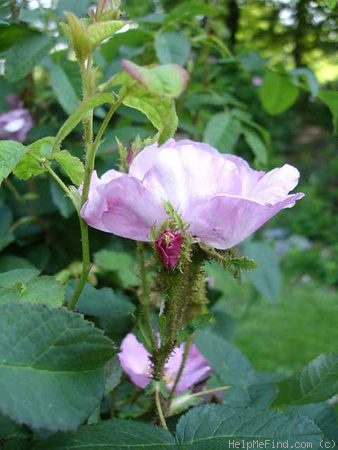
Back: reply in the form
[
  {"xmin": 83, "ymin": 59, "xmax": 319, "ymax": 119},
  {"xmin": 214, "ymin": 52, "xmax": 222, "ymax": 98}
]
[
  {"xmin": 81, "ymin": 139, "xmax": 303, "ymax": 249},
  {"xmin": 155, "ymin": 229, "xmax": 183, "ymax": 270},
  {"xmin": 118, "ymin": 333, "xmax": 211, "ymax": 392}
]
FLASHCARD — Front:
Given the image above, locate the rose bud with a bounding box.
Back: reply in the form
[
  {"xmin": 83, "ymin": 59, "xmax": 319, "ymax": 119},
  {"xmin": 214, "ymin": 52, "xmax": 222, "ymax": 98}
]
[{"xmin": 155, "ymin": 229, "xmax": 183, "ymax": 270}]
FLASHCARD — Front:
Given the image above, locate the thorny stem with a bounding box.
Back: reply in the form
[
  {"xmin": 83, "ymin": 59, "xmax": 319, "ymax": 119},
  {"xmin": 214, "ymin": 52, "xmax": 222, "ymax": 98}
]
[
  {"xmin": 168, "ymin": 337, "xmax": 192, "ymax": 404},
  {"xmin": 68, "ymin": 59, "xmax": 95, "ymax": 310},
  {"xmin": 152, "ymin": 259, "xmax": 198, "ymax": 390},
  {"xmin": 155, "ymin": 382, "xmax": 168, "ymax": 430},
  {"xmin": 137, "ymin": 242, "xmax": 156, "ymax": 351}
]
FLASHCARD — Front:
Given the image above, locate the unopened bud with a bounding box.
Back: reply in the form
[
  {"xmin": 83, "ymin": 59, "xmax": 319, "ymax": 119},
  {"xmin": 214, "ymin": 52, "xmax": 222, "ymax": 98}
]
[{"xmin": 155, "ymin": 229, "xmax": 183, "ymax": 270}]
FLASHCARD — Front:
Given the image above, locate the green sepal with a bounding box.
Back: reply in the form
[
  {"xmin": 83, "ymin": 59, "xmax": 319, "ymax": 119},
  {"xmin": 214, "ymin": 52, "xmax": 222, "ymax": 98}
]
[{"xmin": 62, "ymin": 13, "xmax": 92, "ymax": 62}]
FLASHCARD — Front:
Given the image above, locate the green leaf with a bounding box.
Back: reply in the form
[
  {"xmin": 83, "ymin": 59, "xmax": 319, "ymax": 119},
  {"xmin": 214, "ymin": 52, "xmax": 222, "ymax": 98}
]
[
  {"xmin": 56, "ymin": 0, "xmax": 92, "ymax": 17},
  {"xmin": 20, "ymin": 276, "xmax": 65, "ymax": 307},
  {"xmin": 186, "ymin": 93, "xmax": 244, "ymax": 110},
  {"xmin": 13, "ymin": 137, "xmax": 54, "ymax": 180},
  {"xmin": 94, "ymin": 249, "xmax": 139, "ymax": 287},
  {"xmin": 0, "ymin": 204, "xmax": 12, "ymax": 233},
  {"xmin": 242, "ymin": 126, "xmax": 268, "ymax": 164},
  {"xmin": 290, "ymin": 68, "xmax": 319, "ymax": 97},
  {"xmin": 50, "ymin": 62, "xmax": 81, "ymax": 115},
  {"xmin": 326, "ymin": 0, "xmax": 336, "ymax": 9},
  {"xmin": 0, "ymin": 205, "xmax": 14, "ymax": 251},
  {"xmin": 49, "ymin": 178, "xmax": 75, "ymax": 219},
  {"xmin": 53, "ymin": 150, "xmax": 84, "ymax": 185},
  {"xmin": 155, "ymin": 32, "xmax": 191, "ymax": 66},
  {"xmin": 0, "ymin": 274, "xmax": 65, "ymax": 307},
  {"xmin": 0, "ymin": 303, "xmax": 114, "ymax": 431},
  {"xmin": 286, "ymin": 403, "xmax": 338, "ymax": 442},
  {"xmin": 123, "ymin": 89, "xmax": 178, "ymax": 144},
  {"xmin": 104, "ymin": 356, "xmax": 122, "ymax": 394},
  {"xmin": 0, "ymin": 256, "xmax": 35, "ymax": 272},
  {"xmin": 203, "ymin": 112, "xmax": 241, "ymax": 153},
  {"xmin": 0, "ymin": 268, "xmax": 39, "ymax": 288},
  {"xmin": 273, "ymin": 354, "xmax": 338, "ymax": 406},
  {"xmin": 0, "ymin": 414, "xmax": 29, "ymax": 440},
  {"xmin": 4, "ymin": 33, "xmax": 53, "ymax": 82},
  {"xmin": 243, "ymin": 241, "xmax": 281, "ymax": 303},
  {"xmin": 196, "ymin": 330, "xmax": 279, "ymax": 407},
  {"xmin": 0, "ymin": 140, "xmax": 29, "ymax": 185},
  {"xmin": 66, "ymin": 282, "xmax": 135, "ymax": 336},
  {"xmin": 319, "ymin": 90, "xmax": 338, "ymax": 133},
  {"xmin": 259, "ymin": 70, "xmax": 299, "ymax": 115},
  {"xmin": 49, "ymin": 179, "xmax": 75, "ymax": 218},
  {"xmin": 54, "ymin": 92, "xmax": 115, "ymax": 150},
  {"xmin": 121, "ymin": 60, "xmax": 189, "ymax": 98},
  {"xmin": 176, "ymin": 404, "xmax": 322, "ymax": 449},
  {"xmin": 165, "ymin": 1, "xmax": 217, "ymax": 23},
  {"xmin": 196, "ymin": 330, "xmax": 254, "ymax": 386},
  {"xmin": 100, "ymin": 29, "xmax": 150, "ymax": 61},
  {"xmin": 87, "ymin": 20, "xmax": 125, "ymax": 45},
  {"xmin": 34, "ymin": 419, "xmax": 176, "ymax": 449},
  {"xmin": 232, "ymin": 109, "xmax": 271, "ymax": 146}
]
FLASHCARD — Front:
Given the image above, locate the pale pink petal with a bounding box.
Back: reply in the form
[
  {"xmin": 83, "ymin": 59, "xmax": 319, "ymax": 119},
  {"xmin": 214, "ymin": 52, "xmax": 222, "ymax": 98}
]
[
  {"xmin": 101, "ymin": 168, "xmax": 124, "ymax": 183},
  {"xmin": 80, "ymin": 170, "xmax": 125, "ymax": 233},
  {"xmin": 248, "ymin": 164, "xmax": 301, "ymax": 204},
  {"xmin": 81, "ymin": 176, "xmax": 166, "ymax": 240},
  {"xmin": 190, "ymin": 193, "xmax": 304, "ymax": 249},
  {"xmin": 223, "ymin": 154, "xmax": 265, "ymax": 196},
  {"xmin": 175, "ymin": 139, "xmax": 219, "ymax": 157},
  {"xmin": 129, "ymin": 142, "xmax": 162, "ymax": 179},
  {"xmin": 130, "ymin": 139, "xmax": 220, "ymax": 181},
  {"xmin": 175, "ymin": 366, "xmax": 211, "ymax": 393},
  {"xmin": 118, "ymin": 333, "xmax": 151, "ymax": 389},
  {"xmin": 142, "ymin": 146, "xmax": 242, "ymax": 216},
  {"xmin": 165, "ymin": 344, "xmax": 211, "ymax": 393}
]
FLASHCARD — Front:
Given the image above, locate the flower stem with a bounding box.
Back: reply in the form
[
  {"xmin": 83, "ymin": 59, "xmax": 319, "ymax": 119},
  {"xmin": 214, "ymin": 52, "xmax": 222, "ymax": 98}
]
[
  {"xmin": 69, "ymin": 90, "xmax": 127, "ymax": 310},
  {"xmin": 92, "ymin": 95, "xmax": 125, "ymax": 154},
  {"xmin": 137, "ymin": 242, "xmax": 156, "ymax": 351},
  {"xmin": 68, "ymin": 218, "xmax": 91, "ymax": 310},
  {"xmin": 168, "ymin": 337, "xmax": 192, "ymax": 404},
  {"xmin": 155, "ymin": 382, "xmax": 168, "ymax": 430},
  {"xmin": 68, "ymin": 59, "xmax": 94, "ymax": 310}
]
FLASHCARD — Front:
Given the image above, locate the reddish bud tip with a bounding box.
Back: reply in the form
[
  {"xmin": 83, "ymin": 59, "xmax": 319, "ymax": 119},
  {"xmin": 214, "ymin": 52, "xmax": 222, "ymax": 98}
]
[{"xmin": 155, "ymin": 229, "xmax": 183, "ymax": 270}]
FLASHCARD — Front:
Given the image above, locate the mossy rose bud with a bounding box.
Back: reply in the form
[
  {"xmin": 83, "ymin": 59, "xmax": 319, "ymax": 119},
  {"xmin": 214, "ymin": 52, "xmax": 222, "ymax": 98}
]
[{"xmin": 155, "ymin": 229, "xmax": 183, "ymax": 270}]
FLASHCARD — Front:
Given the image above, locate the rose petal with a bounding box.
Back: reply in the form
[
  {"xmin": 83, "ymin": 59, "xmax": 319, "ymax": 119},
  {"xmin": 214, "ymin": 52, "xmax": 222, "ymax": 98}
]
[
  {"xmin": 165, "ymin": 343, "xmax": 211, "ymax": 393},
  {"xmin": 142, "ymin": 145, "xmax": 242, "ymax": 216},
  {"xmin": 80, "ymin": 170, "xmax": 124, "ymax": 232},
  {"xmin": 118, "ymin": 333, "xmax": 151, "ymax": 389},
  {"xmin": 223, "ymin": 154, "xmax": 265, "ymax": 196},
  {"xmin": 98, "ymin": 176, "xmax": 166, "ymax": 240},
  {"xmin": 129, "ymin": 142, "xmax": 163, "ymax": 180},
  {"xmin": 190, "ymin": 192, "xmax": 304, "ymax": 249},
  {"xmin": 248, "ymin": 164, "xmax": 301, "ymax": 204}
]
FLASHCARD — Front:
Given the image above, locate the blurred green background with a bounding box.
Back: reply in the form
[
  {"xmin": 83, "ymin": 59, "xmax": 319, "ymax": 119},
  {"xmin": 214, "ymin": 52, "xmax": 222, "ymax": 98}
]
[{"xmin": 0, "ymin": 0, "xmax": 337, "ymax": 375}]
